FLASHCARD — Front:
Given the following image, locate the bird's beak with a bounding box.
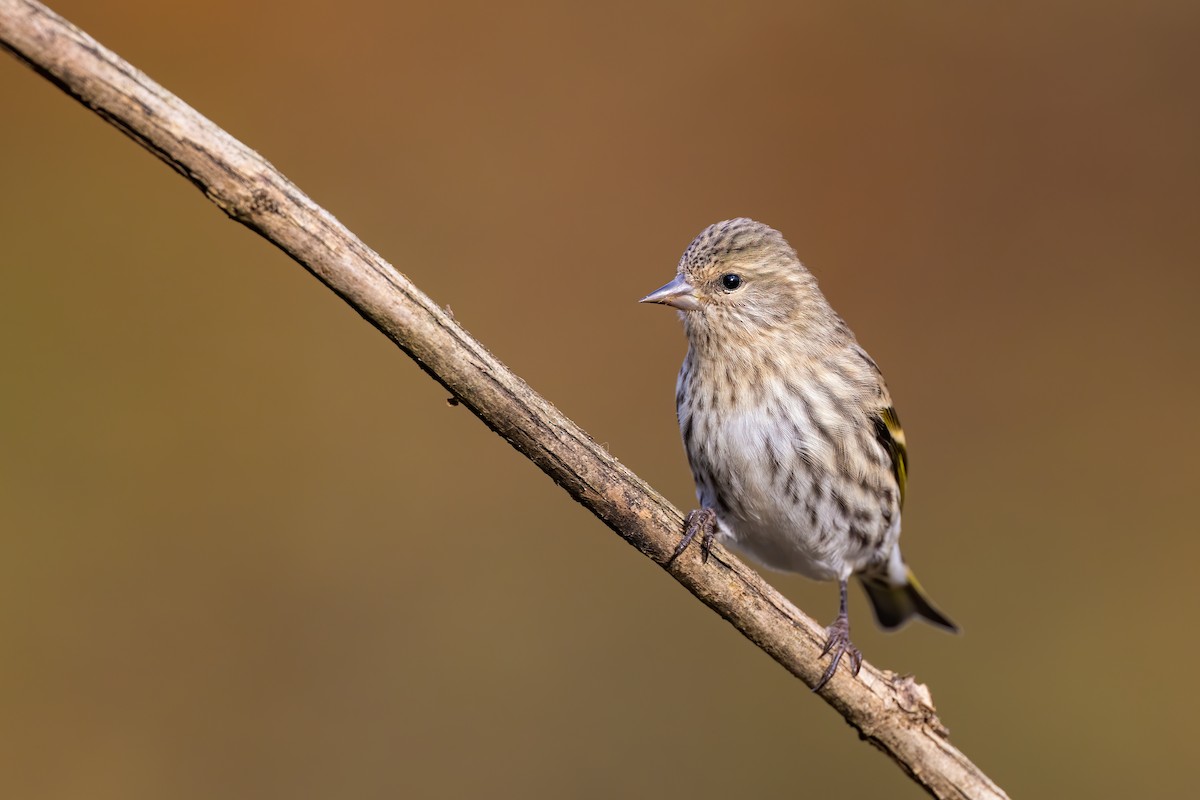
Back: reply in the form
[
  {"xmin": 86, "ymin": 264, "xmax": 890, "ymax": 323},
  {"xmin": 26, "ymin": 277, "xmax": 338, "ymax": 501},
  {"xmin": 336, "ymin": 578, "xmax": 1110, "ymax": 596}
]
[{"xmin": 639, "ymin": 275, "xmax": 700, "ymax": 311}]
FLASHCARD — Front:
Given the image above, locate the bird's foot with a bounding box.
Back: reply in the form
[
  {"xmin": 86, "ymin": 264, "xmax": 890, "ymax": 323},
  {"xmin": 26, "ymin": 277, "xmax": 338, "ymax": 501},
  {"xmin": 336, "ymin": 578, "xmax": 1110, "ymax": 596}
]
[
  {"xmin": 666, "ymin": 508, "xmax": 718, "ymax": 565},
  {"xmin": 813, "ymin": 614, "xmax": 862, "ymax": 692}
]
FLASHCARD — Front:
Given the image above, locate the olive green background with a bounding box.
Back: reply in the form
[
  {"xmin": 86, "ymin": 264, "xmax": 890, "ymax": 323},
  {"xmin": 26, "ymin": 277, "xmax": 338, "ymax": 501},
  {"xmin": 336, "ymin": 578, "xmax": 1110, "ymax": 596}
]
[{"xmin": 2, "ymin": 2, "xmax": 1197, "ymax": 798}]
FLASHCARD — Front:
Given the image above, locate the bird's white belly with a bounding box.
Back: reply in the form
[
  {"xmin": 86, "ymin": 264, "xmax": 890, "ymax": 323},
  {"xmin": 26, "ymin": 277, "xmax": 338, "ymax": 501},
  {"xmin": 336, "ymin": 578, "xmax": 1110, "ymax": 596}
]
[
  {"xmin": 694, "ymin": 406, "xmax": 895, "ymax": 582},
  {"xmin": 717, "ymin": 495, "xmax": 847, "ymax": 582},
  {"xmin": 692, "ymin": 410, "xmax": 832, "ymax": 579}
]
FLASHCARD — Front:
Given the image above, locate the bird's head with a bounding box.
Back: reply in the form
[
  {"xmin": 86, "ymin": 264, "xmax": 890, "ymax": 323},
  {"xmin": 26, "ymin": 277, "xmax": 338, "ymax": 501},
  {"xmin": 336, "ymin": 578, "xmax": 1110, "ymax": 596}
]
[{"xmin": 640, "ymin": 218, "xmax": 831, "ymax": 347}]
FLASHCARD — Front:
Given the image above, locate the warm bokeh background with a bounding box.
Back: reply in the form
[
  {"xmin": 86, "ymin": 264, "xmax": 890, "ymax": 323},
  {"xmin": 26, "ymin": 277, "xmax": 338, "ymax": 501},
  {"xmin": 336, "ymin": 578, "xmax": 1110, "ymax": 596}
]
[{"xmin": 2, "ymin": 2, "xmax": 1197, "ymax": 797}]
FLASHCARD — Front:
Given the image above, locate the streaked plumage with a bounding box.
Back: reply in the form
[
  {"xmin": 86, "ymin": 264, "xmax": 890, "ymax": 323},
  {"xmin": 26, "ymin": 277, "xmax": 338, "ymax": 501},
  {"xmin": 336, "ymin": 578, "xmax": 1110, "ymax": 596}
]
[{"xmin": 641, "ymin": 218, "xmax": 957, "ymax": 690}]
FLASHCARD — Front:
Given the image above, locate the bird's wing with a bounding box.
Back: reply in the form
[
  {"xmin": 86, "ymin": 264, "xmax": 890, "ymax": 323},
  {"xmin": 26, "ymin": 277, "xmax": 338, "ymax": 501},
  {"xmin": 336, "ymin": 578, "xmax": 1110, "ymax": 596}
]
[{"xmin": 871, "ymin": 406, "xmax": 908, "ymax": 508}]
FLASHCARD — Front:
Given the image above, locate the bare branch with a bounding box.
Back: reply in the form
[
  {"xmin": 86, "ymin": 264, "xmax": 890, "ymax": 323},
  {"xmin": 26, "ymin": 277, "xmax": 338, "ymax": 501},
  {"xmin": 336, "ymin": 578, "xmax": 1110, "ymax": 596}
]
[{"xmin": 0, "ymin": 2, "xmax": 1006, "ymax": 797}]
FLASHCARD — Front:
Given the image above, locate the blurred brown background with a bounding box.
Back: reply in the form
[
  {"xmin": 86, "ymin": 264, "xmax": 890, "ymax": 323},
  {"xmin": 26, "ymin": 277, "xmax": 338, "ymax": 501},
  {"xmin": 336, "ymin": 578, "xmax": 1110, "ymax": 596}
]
[{"xmin": 2, "ymin": 1, "xmax": 1197, "ymax": 797}]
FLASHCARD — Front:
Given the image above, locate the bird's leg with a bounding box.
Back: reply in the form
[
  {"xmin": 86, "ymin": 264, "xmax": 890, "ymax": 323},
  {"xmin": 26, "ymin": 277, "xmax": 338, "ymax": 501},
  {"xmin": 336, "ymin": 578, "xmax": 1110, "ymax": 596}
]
[
  {"xmin": 813, "ymin": 578, "xmax": 863, "ymax": 691},
  {"xmin": 666, "ymin": 508, "xmax": 718, "ymax": 565}
]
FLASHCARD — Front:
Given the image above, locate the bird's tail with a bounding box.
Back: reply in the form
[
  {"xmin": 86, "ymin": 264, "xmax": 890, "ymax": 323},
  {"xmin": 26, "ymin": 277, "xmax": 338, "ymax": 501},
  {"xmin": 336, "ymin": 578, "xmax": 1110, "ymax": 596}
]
[{"xmin": 860, "ymin": 567, "xmax": 959, "ymax": 633}]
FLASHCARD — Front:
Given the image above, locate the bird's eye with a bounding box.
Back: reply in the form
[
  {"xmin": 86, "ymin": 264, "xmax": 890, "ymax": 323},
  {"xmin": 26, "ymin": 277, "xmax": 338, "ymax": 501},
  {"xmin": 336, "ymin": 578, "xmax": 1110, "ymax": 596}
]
[{"xmin": 720, "ymin": 273, "xmax": 742, "ymax": 291}]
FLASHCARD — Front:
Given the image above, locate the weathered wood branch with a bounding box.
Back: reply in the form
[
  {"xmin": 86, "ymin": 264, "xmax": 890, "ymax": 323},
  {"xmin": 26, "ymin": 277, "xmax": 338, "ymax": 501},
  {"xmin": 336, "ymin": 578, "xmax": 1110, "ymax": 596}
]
[{"xmin": 0, "ymin": 2, "xmax": 1006, "ymax": 797}]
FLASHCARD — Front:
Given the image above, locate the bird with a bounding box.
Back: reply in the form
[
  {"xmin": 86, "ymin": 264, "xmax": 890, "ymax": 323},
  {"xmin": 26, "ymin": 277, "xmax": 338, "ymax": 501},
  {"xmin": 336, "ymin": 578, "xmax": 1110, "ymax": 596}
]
[{"xmin": 640, "ymin": 218, "xmax": 958, "ymax": 691}]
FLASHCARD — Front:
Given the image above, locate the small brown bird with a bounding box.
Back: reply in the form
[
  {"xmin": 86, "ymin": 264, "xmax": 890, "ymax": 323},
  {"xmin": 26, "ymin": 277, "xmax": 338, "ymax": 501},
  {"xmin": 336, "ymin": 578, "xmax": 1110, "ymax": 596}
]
[{"xmin": 641, "ymin": 218, "xmax": 957, "ymax": 690}]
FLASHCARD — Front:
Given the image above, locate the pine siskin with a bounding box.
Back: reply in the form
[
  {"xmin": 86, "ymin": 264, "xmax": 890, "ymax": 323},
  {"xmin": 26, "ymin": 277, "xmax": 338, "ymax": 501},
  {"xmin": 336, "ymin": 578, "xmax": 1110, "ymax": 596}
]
[{"xmin": 641, "ymin": 218, "xmax": 958, "ymax": 690}]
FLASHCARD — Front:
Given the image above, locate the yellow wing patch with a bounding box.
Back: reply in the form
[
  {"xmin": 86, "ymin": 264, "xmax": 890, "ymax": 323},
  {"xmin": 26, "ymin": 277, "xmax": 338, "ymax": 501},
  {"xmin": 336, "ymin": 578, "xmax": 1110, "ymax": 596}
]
[{"xmin": 872, "ymin": 406, "xmax": 909, "ymax": 508}]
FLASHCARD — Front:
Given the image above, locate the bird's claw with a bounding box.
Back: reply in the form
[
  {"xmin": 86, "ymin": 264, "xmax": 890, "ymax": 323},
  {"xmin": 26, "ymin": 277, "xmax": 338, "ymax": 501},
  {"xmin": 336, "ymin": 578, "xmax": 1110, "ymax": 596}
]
[
  {"xmin": 813, "ymin": 615, "xmax": 862, "ymax": 692},
  {"xmin": 666, "ymin": 508, "xmax": 718, "ymax": 565}
]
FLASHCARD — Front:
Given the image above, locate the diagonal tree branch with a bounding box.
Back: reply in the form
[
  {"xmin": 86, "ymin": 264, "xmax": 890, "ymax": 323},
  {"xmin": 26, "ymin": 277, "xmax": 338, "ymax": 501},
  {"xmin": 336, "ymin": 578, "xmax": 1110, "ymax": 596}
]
[{"xmin": 0, "ymin": 2, "xmax": 1006, "ymax": 797}]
